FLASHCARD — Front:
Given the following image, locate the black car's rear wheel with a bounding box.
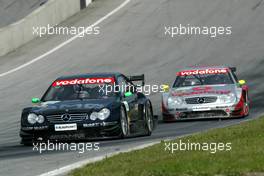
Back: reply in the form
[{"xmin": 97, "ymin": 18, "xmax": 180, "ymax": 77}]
[
  {"xmin": 145, "ymin": 101, "xmax": 154, "ymax": 136},
  {"xmin": 243, "ymin": 102, "xmax": 250, "ymax": 117},
  {"xmin": 120, "ymin": 106, "xmax": 129, "ymax": 138}
]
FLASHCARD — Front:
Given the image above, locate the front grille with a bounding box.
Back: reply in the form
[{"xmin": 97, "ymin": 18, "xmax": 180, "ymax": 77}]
[
  {"xmin": 185, "ymin": 96, "xmax": 217, "ymax": 104},
  {"xmin": 182, "ymin": 110, "xmax": 228, "ymax": 118},
  {"xmin": 46, "ymin": 113, "xmax": 87, "ymax": 123}
]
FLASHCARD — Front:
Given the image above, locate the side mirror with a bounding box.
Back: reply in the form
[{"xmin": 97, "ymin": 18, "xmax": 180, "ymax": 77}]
[
  {"xmin": 162, "ymin": 84, "xmax": 170, "ymax": 92},
  {"xmin": 238, "ymin": 80, "xmax": 246, "ymax": 86},
  {"xmin": 32, "ymin": 98, "xmax": 40, "ymax": 104},
  {"xmin": 124, "ymin": 91, "xmax": 133, "ymax": 97}
]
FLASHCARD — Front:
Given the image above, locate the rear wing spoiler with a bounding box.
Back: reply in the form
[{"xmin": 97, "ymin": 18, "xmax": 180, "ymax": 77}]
[
  {"xmin": 128, "ymin": 74, "xmax": 145, "ymax": 86},
  {"xmin": 230, "ymin": 67, "xmax": 237, "ymax": 72}
]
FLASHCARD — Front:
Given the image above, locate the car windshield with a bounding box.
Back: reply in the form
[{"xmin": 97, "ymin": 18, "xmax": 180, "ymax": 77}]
[
  {"xmin": 42, "ymin": 78, "xmax": 116, "ymax": 101},
  {"xmin": 173, "ymin": 72, "xmax": 234, "ymax": 88}
]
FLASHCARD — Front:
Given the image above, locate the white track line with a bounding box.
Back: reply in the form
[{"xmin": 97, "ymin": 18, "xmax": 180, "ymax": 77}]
[
  {"xmin": 0, "ymin": 0, "xmax": 131, "ymax": 78},
  {"xmin": 38, "ymin": 116, "xmax": 259, "ymax": 176},
  {"xmin": 38, "ymin": 141, "xmax": 159, "ymax": 176}
]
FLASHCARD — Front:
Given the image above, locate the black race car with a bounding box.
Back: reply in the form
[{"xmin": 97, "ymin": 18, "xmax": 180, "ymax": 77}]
[{"xmin": 20, "ymin": 72, "xmax": 156, "ymax": 145}]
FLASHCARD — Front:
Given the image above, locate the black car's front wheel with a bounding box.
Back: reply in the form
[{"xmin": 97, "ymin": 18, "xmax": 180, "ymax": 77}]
[
  {"xmin": 145, "ymin": 101, "xmax": 154, "ymax": 136},
  {"xmin": 120, "ymin": 106, "xmax": 129, "ymax": 138},
  {"xmin": 21, "ymin": 139, "xmax": 33, "ymax": 146}
]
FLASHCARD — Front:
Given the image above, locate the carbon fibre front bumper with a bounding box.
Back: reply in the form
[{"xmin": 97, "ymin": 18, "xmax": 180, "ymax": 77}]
[{"xmin": 20, "ymin": 121, "xmax": 121, "ymax": 144}]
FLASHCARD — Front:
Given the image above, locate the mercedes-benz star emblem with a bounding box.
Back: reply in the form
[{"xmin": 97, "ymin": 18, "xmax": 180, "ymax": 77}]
[
  {"xmin": 197, "ymin": 98, "xmax": 205, "ymax": 104},
  {"xmin": 61, "ymin": 114, "xmax": 71, "ymax": 122}
]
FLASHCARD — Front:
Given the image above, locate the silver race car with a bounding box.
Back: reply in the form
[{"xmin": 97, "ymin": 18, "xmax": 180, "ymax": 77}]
[{"xmin": 162, "ymin": 66, "xmax": 249, "ymax": 121}]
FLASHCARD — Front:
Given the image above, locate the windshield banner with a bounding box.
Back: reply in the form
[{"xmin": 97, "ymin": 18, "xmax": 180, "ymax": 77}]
[
  {"xmin": 177, "ymin": 68, "xmax": 228, "ymax": 76},
  {"xmin": 52, "ymin": 78, "xmax": 115, "ymax": 86}
]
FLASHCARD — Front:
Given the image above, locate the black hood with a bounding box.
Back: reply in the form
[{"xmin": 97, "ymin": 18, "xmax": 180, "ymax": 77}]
[{"xmin": 31, "ymin": 98, "xmax": 119, "ymax": 115}]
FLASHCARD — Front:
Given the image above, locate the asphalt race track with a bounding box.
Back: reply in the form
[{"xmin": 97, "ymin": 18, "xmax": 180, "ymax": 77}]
[{"xmin": 0, "ymin": 0, "xmax": 264, "ymax": 175}]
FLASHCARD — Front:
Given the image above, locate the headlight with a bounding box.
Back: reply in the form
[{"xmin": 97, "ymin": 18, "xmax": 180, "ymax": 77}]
[
  {"xmin": 27, "ymin": 113, "xmax": 38, "ymax": 124},
  {"xmin": 90, "ymin": 108, "xmax": 110, "ymax": 121},
  {"xmin": 168, "ymin": 97, "xmax": 183, "ymax": 108},
  {"xmin": 98, "ymin": 108, "xmax": 111, "ymax": 120},
  {"xmin": 219, "ymin": 93, "xmax": 236, "ymax": 104},
  {"xmin": 36, "ymin": 115, "xmax": 45, "ymax": 123},
  {"xmin": 90, "ymin": 112, "xmax": 98, "ymax": 121},
  {"xmin": 27, "ymin": 113, "xmax": 45, "ymax": 124}
]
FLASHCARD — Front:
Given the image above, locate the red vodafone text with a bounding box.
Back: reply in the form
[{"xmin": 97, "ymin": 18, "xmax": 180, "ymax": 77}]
[
  {"xmin": 52, "ymin": 78, "xmax": 115, "ymax": 86},
  {"xmin": 177, "ymin": 68, "xmax": 228, "ymax": 76}
]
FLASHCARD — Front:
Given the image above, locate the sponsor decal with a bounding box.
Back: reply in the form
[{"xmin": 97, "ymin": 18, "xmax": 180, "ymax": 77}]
[
  {"xmin": 54, "ymin": 123, "xmax": 77, "ymax": 131},
  {"xmin": 177, "ymin": 68, "xmax": 228, "ymax": 76},
  {"xmin": 83, "ymin": 122, "xmax": 117, "ymax": 128},
  {"xmin": 172, "ymin": 89, "xmax": 231, "ymax": 96},
  {"xmin": 52, "ymin": 77, "xmax": 115, "ymax": 87},
  {"xmin": 34, "ymin": 126, "xmax": 49, "ymax": 130},
  {"xmin": 192, "ymin": 107, "xmax": 211, "ymax": 111},
  {"xmin": 192, "ymin": 86, "xmax": 213, "ymax": 91}
]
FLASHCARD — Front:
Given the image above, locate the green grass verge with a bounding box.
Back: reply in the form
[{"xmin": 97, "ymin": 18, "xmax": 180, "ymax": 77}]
[{"xmin": 70, "ymin": 117, "xmax": 264, "ymax": 176}]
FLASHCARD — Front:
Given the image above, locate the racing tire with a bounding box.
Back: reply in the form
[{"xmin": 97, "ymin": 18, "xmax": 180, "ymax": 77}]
[
  {"xmin": 21, "ymin": 137, "xmax": 46, "ymax": 146},
  {"xmin": 145, "ymin": 101, "xmax": 154, "ymax": 136},
  {"xmin": 21, "ymin": 139, "xmax": 33, "ymax": 146},
  {"xmin": 243, "ymin": 102, "xmax": 250, "ymax": 117},
  {"xmin": 120, "ymin": 106, "xmax": 129, "ymax": 138}
]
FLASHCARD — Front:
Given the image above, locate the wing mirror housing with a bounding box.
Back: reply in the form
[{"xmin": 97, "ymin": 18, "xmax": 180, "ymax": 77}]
[
  {"xmin": 238, "ymin": 80, "xmax": 246, "ymax": 86},
  {"xmin": 32, "ymin": 98, "xmax": 40, "ymax": 104},
  {"xmin": 124, "ymin": 91, "xmax": 133, "ymax": 97},
  {"xmin": 162, "ymin": 84, "xmax": 170, "ymax": 92}
]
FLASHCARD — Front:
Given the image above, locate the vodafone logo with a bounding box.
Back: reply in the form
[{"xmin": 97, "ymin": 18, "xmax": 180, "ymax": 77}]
[
  {"xmin": 177, "ymin": 68, "xmax": 228, "ymax": 76},
  {"xmin": 52, "ymin": 77, "xmax": 115, "ymax": 87}
]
